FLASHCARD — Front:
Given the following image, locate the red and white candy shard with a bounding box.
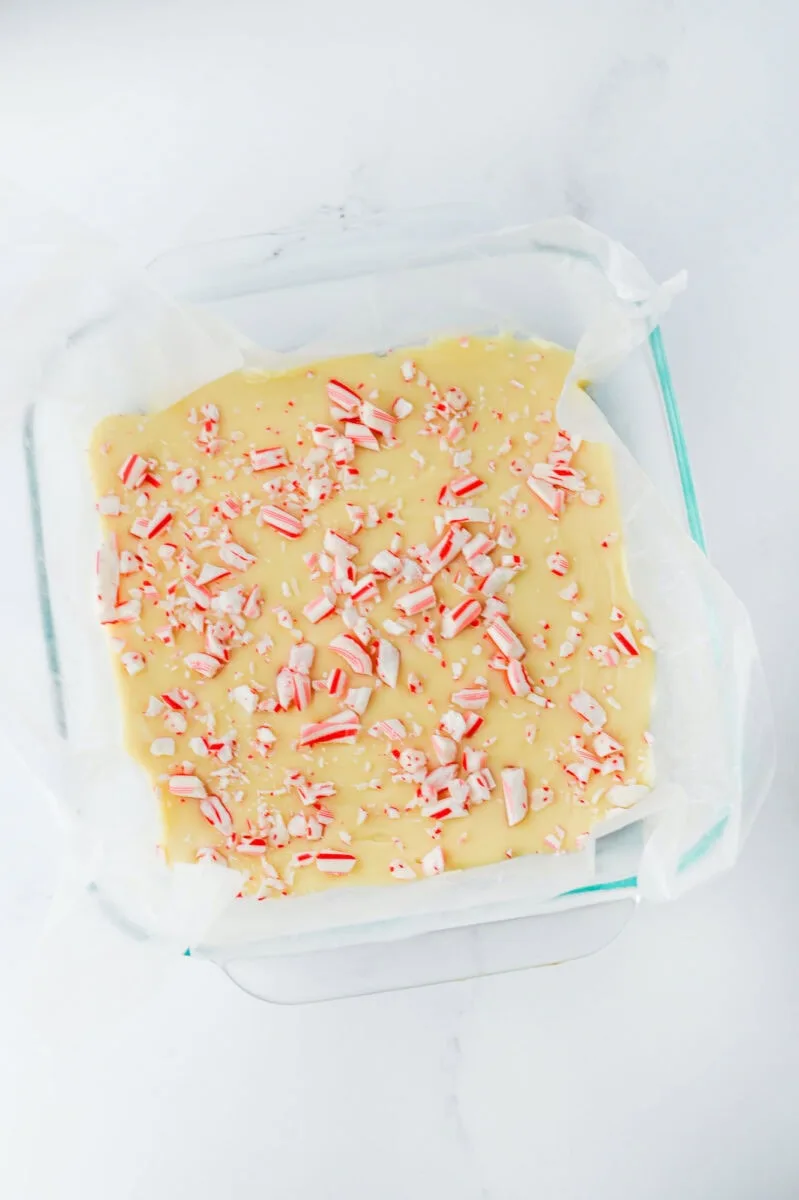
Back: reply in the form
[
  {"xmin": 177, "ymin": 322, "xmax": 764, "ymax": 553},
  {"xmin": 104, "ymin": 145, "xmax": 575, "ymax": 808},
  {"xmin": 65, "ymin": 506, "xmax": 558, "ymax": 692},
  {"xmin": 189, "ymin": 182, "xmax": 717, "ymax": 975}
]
[
  {"xmin": 431, "ymin": 734, "xmax": 457, "ymax": 764},
  {"xmin": 569, "ymin": 690, "xmax": 607, "ymax": 730},
  {"xmin": 531, "ymin": 462, "xmax": 585, "ymax": 493},
  {"xmin": 376, "ymin": 639, "xmax": 399, "ymax": 687},
  {"xmin": 118, "ymin": 453, "xmax": 150, "ymax": 489},
  {"xmin": 184, "ymin": 652, "xmax": 223, "ymax": 679},
  {"xmin": 326, "ymin": 667, "xmax": 348, "ymax": 697},
  {"xmin": 161, "ymin": 688, "xmax": 196, "ymax": 711},
  {"xmin": 349, "ymin": 574, "xmax": 377, "ymax": 605},
  {"xmin": 502, "ymin": 767, "xmax": 529, "ymax": 827},
  {"xmin": 120, "ymin": 650, "xmax": 145, "ymax": 675},
  {"xmin": 546, "ymin": 551, "xmax": 569, "ymax": 576},
  {"xmin": 330, "ymin": 634, "xmax": 373, "ymax": 675},
  {"xmin": 168, "ymin": 774, "xmax": 206, "ymax": 800},
  {"xmin": 394, "ymin": 585, "xmax": 436, "ymax": 616},
  {"xmin": 531, "ymin": 785, "xmax": 554, "ymax": 811},
  {"xmin": 360, "ymin": 401, "xmax": 397, "ymax": 437},
  {"xmin": 250, "ymin": 445, "xmax": 289, "ymax": 471},
  {"xmin": 543, "ymin": 827, "xmax": 565, "ymax": 851},
  {"xmin": 506, "ymin": 659, "xmax": 531, "ymax": 696},
  {"xmin": 289, "ymin": 641, "xmax": 315, "ymax": 674},
  {"xmin": 468, "ymin": 770, "xmax": 494, "ymax": 803},
  {"xmin": 446, "ymin": 506, "xmax": 490, "ymax": 524},
  {"xmin": 316, "ymin": 850, "xmax": 357, "ymax": 874},
  {"xmin": 421, "ymin": 845, "xmax": 445, "ymax": 877},
  {"xmin": 593, "ymin": 731, "xmax": 622, "ymax": 758},
  {"xmin": 441, "ymin": 598, "xmax": 481, "ymax": 639},
  {"xmin": 424, "ymin": 528, "xmax": 467, "ymax": 577},
  {"xmin": 526, "ymin": 475, "xmax": 564, "ymax": 516},
  {"xmin": 450, "ymin": 474, "xmax": 486, "ymax": 499},
  {"xmin": 196, "ymin": 563, "xmax": 230, "ymax": 587},
  {"xmin": 451, "ymin": 686, "xmax": 490, "ymax": 710},
  {"xmin": 298, "ymin": 716, "xmax": 360, "ymax": 748},
  {"xmin": 199, "ymin": 794, "xmax": 234, "ymax": 836},
  {"xmin": 144, "ymin": 502, "xmax": 173, "ymax": 539},
  {"xmin": 485, "ymin": 615, "xmax": 525, "ymax": 659},
  {"xmin": 219, "ymin": 542, "xmax": 256, "ymax": 572},
  {"xmin": 259, "ymin": 504, "xmax": 304, "ymax": 538},
  {"xmin": 611, "ymin": 624, "xmax": 640, "ymax": 656},
  {"xmin": 389, "ymin": 859, "xmax": 417, "ymax": 880},
  {"xmin": 369, "ymin": 718, "xmax": 407, "ymax": 741},
  {"xmin": 345, "ymin": 421, "xmax": 380, "ymax": 451},
  {"xmin": 324, "ymin": 529, "xmax": 358, "ymax": 559},
  {"xmin": 304, "ymin": 592, "xmax": 336, "ymax": 623},
  {"xmin": 172, "ymin": 468, "xmax": 200, "ymax": 494},
  {"xmin": 230, "ymin": 685, "xmax": 259, "ymax": 713},
  {"xmin": 326, "ymin": 379, "xmax": 361, "ymax": 417},
  {"xmin": 347, "ymin": 686, "xmax": 372, "ymax": 714},
  {"xmin": 371, "ymin": 549, "xmax": 402, "ymax": 577}
]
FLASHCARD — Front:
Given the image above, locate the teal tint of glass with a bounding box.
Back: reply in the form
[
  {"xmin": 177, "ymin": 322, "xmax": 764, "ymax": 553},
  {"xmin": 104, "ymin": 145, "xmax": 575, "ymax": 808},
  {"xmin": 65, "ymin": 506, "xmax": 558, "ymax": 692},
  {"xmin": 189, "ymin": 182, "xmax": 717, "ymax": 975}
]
[{"xmin": 649, "ymin": 327, "xmax": 706, "ymax": 551}]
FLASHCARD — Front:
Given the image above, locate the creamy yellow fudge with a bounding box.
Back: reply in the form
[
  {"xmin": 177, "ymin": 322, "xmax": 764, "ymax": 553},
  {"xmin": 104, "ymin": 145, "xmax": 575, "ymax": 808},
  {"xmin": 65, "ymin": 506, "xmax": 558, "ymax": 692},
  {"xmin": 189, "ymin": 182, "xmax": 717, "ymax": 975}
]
[{"xmin": 90, "ymin": 336, "xmax": 654, "ymax": 898}]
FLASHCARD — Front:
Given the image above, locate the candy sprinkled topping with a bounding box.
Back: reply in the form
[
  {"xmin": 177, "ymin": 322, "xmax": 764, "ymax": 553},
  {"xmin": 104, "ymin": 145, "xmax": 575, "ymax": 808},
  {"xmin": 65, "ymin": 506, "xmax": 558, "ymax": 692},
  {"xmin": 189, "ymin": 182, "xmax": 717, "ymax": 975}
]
[{"xmin": 91, "ymin": 335, "xmax": 654, "ymax": 897}]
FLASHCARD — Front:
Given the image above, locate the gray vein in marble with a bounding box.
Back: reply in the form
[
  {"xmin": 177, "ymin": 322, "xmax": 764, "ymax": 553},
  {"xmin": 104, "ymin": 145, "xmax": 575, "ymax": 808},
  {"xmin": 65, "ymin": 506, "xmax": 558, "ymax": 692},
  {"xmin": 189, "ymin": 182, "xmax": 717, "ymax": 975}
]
[{"xmin": 441, "ymin": 981, "xmax": 490, "ymax": 1200}]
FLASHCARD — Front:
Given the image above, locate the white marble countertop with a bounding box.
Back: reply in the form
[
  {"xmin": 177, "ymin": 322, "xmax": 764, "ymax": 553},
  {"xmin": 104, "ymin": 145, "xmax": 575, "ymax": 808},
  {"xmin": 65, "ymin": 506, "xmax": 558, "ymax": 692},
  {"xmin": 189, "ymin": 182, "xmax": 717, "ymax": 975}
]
[{"xmin": 1, "ymin": 2, "xmax": 798, "ymax": 1197}]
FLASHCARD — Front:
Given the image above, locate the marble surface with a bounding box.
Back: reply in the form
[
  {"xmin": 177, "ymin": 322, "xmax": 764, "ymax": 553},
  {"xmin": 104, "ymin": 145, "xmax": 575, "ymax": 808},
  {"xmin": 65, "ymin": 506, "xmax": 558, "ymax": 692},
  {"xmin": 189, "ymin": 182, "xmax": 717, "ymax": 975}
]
[{"xmin": 1, "ymin": 1, "xmax": 798, "ymax": 1197}]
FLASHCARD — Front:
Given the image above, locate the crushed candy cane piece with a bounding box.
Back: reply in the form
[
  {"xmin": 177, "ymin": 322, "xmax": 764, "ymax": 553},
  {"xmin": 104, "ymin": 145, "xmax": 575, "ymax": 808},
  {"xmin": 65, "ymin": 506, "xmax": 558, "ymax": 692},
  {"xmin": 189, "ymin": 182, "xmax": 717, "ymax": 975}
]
[
  {"xmin": 299, "ymin": 716, "xmax": 360, "ymax": 748},
  {"xmin": 452, "ymin": 686, "xmax": 490, "ymax": 710},
  {"xmin": 526, "ymin": 475, "xmax": 564, "ymax": 516},
  {"xmin": 421, "ymin": 845, "xmax": 445, "ymax": 877},
  {"xmin": 389, "ymin": 859, "xmax": 417, "ymax": 880},
  {"xmin": 169, "ymin": 774, "xmax": 206, "ymax": 800},
  {"xmin": 171, "ymin": 467, "xmax": 200, "ymax": 494},
  {"xmin": 316, "ymin": 849, "xmax": 358, "ymax": 874},
  {"xmin": 485, "ymin": 615, "xmax": 525, "ymax": 659},
  {"xmin": 330, "ymin": 634, "xmax": 373, "ymax": 675},
  {"xmin": 184, "ymin": 652, "xmax": 223, "ymax": 679},
  {"xmin": 230, "ymin": 685, "xmax": 259, "ymax": 713},
  {"xmin": 546, "ymin": 551, "xmax": 569, "ymax": 576},
  {"xmin": 606, "ymin": 784, "xmax": 648, "ymax": 809},
  {"xmin": 501, "ymin": 767, "xmax": 529, "ymax": 827},
  {"xmin": 376, "ymin": 639, "xmax": 400, "ymax": 687},
  {"xmin": 395, "ymin": 585, "xmax": 437, "ymax": 616},
  {"xmin": 569, "ymin": 690, "xmax": 607, "ymax": 730},
  {"xmin": 150, "ymin": 737, "xmax": 174, "ymax": 756},
  {"xmin": 120, "ymin": 650, "xmax": 145, "ymax": 676},
  {"xmin": 611, "ymin": 624, "xmax": 640, "ymax": 656},
  {"xmin": 326, "ymin": 378, "xmax": 362, "ymax": 416},
  {"xmin": 199, "ymin": 793, "xmax": 234, "ymax": 835},
  {"xmin": 259, "ymin": 504, "xmax": 304, "ymax": 539},
  {"xmin": 250, "ymin": 445, "xmax": 289, "ymax": 471},
  {"xmin": 118, "ymin": 453, "xmax": 150, "ymax": 489},
  {"xmin": 441, "ymin": 598, "xmax": 482, "ymax": 639}
]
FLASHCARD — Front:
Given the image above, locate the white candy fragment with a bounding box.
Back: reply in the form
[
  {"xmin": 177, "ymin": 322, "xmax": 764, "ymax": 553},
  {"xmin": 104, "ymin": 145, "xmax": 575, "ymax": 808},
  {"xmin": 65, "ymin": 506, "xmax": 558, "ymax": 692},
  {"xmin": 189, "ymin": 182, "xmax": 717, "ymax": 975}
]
[
  {"xmin": 501, "ymin": 766, "xmax": 529, "ymax": 827},
  {"xmin": 607, "ymin": 784, "xmax": 648, "ymax": 809},
  {"xmin": 569, "ymin": 690, "xmax": 607, "ymax": 731},
  {"xmin": 150, "ymin": 738, "xmax": 175, "ymax": 756}
]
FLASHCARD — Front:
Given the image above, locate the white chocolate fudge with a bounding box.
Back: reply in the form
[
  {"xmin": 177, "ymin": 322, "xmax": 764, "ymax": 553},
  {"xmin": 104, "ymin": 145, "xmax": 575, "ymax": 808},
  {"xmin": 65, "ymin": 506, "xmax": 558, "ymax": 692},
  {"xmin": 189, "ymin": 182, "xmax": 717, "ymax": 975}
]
[{"xmin": 90, "ymin": 336, "xmax": 654, "ymax": 898}]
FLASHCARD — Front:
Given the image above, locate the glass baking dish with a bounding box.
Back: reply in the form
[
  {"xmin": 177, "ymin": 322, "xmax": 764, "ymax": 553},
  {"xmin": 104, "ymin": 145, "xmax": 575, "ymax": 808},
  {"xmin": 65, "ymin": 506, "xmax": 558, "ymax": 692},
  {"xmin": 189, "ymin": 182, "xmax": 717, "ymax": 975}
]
[{"xmin": 23, "ymin": 205, "xmax": 755, "ymax": 1003}]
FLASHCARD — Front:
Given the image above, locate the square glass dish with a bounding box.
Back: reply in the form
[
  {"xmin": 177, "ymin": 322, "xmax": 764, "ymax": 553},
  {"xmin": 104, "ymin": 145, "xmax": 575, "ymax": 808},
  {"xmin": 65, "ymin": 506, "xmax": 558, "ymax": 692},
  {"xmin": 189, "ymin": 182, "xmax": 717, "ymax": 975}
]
[{"xmin": 22, "ymin": 206, "xmax": 762, "ymax": 1003}]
